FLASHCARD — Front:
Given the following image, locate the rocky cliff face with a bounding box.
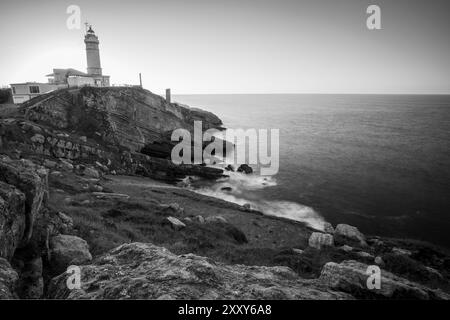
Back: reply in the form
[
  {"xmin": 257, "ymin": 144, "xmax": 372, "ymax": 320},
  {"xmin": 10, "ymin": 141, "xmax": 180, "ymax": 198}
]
[
  {"xmin": 0, "ymin": 87, "xmax": 224, "ymax": 182},
  {"xmin": 19, "ymin": 86, "xmax": 222, "ymax": 152}
]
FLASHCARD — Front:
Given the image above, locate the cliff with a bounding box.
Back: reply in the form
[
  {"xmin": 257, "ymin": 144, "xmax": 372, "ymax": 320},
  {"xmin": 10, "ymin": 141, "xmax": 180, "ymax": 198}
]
[{"xmin": 0, "ymin": 86, "xmax": 224, "ymax": 181}]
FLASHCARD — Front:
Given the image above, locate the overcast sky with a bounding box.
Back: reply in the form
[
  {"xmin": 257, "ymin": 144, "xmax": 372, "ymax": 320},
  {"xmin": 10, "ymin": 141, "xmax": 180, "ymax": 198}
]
[{"xmin": 1, "ymin": 0, "xmax": 449, "ymax": 94}]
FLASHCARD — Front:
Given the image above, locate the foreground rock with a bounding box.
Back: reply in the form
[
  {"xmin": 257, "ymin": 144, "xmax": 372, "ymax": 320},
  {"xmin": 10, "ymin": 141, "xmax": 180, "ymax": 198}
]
[
  {"xmin": 320, "ymin": 260, "xmax": 449, "ymax": 300},
  {"xmin": 48, "ymin": 242, "xmax": 351, "ymax": 300},
  {"xmin": 50, "ymin": 235, "xmax": 92, "ymax": 274}
]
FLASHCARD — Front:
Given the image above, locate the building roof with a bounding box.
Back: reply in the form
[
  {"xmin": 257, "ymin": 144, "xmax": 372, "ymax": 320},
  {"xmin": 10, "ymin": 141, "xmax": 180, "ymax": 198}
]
[
  {"xmin": 10, "ymin": 82, "xmax": 50, "ymax": 86},
  {"xmin": 46, "ymin": 68, "xmax": 89, "ymax": 77}
]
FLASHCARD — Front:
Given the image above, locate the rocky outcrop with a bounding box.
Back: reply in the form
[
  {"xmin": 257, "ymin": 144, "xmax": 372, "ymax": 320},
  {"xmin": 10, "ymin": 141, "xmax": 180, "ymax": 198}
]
[
  {"xmin": 0, "ymin": 180, "xmax": 26, "ymax": 260},
  {"xmin": 320, "ymin": 260, "xmax": 449, "ymax": 300},
  {"xmin": 0, "ymin": 156, "xmax": 48, "ymax": 260},
  {"xmin": 17, "ymin": 86, "xmax": 222, "ymax": 153},
  {"xmin": 48, "ymin": 242, "xmax": 351, "ymax": 300},
  {"xmin": 49, "ymin": 235, "xmax": 92, "ymax": 274}
]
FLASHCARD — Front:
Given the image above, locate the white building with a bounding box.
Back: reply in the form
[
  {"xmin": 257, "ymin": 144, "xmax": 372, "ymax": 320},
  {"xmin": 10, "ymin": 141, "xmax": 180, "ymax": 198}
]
[
  {"xmin": 10, "ymin": 25, "xmax": 110, "ymax": 104},
  {"xmin": 9, "ymin": 82, "xmax": 62, "ymax": 104}
]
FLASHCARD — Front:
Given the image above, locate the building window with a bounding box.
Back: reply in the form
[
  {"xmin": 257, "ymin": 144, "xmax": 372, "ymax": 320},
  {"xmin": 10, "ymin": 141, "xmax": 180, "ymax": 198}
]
[
  {"xmin": 12, "ymin": 87, "xmax": 16, "ymax": 94},
  {"xmin": 29, "ymin": 86, "xmax": 40, "ymax": 94}
]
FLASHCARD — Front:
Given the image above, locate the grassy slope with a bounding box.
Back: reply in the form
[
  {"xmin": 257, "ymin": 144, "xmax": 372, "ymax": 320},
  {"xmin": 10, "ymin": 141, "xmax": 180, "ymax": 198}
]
[{"xmin": 46, "ymin": 171, "xmax": 450, "ymax": 294}]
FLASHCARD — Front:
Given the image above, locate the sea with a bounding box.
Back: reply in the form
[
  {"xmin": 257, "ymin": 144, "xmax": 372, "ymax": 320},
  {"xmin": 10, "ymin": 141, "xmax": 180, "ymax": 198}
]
[{"xmin": 174, "ymin": 94, "xmax": 450, "ymax": 249}]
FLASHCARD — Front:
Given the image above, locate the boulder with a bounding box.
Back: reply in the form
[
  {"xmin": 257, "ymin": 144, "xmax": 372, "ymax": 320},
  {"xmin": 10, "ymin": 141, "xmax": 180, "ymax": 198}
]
[
  {"xmin": 392, "ymin": 247, "xmax": 412, "ymax": 256},
  {"xmin": 356, "ymin": 251, "xmax": 374, "ymax": 259},
  {"xmin": 50, "ymin": 235, "xmax": 92, "ymax": 274},
  {"xmin": 57, "ymin": 212, "xmax": 74, "ymax": 232},
  {"xmin": 165, "ymin": 217, "xmax": 186, "ymax": 230},
  {"xmin": 0, "ymin": 258, "xmax": 19, "ymax": 299},
  {"xmin": 47, "ymin": 242, "xmax": 352, "ymax": 299},
  {"xmin": 323, "ymin": 222, "xmax": 334, "ymax": 234},
  {"xmin": 194, "ymin": 215, "xmax": 205, "ymax": 224},
  {"xmin": 43, "ymin": 159, "xmax": 57, "ymax": 169},
  {"xmin": 334, "ymin": 224, "xmax": 367, "ymax": 247},
  {"xmin": 160, "ymin": 203, "xmax": 184, "ymax": 215},
  {"xmin": 205, "ymin": 215, "xmax": 228, "ymax": 224},
  {"xmin": 308, "ymin": 232, "xmax": 334, "ymax": 250},
  {"xmin": 237, "ymin": 164, "xmax": 253, "ymax": 174},
  {"xmin": 83, "ymin": 167, "xmax": 100, "ymax": 179},
  {"xmin": 59, "ymin": 159, "xmax": 73, "ymax": 171},
  {"xmin": 339, "ymin": 245, "xmax": 353, "ymax": 252},
  {"xmin": 374, "ymin": 256, "xmax": 385, "ymax": 266},
  {"xmin": 30, "ymin": 134, "xmax": 45, "ymax": 144},
  {"xmin": 319, "ymin": 260, "xmax": 449, "ymax": 300}
]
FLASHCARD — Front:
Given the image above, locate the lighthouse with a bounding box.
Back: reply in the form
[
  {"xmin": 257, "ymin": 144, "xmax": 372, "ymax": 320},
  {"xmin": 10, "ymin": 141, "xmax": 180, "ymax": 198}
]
[
  {"xmin": 83, "ymin": 25, "xmax": 110, "ymax": 86},
  {"xmin": 84, "ymin": 25, "xmax": 102, "ymax": 75}
]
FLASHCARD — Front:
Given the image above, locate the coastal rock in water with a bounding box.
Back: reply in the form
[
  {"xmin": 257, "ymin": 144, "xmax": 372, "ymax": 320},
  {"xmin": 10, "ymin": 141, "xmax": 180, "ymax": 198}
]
[
  {"xmin": 320, "ymin": 260, "xmax": 448, "ymax": 300},
  {"xmin": 0, "ymin": 258, "xmax": 19, "ymax": 299},
  {"xmin": 50, "ymin": 235, "xmax": 92, "ymax": 274},
  {"xmin": 308, "ymin": 232, "xmax": 334, "ymax": 250},
  {"xmin": 224, "ymin": 165, "xmax": 235, "ymax": 172},
  {"xmin": 334, "ymin": 224, "xmax": 367, "ymax": 247},
  {"xmin": 165, "ymin": 217, "xmax": 186, "ymax": 230},
  {"xmin": 47, "ymin": 242, "xmax": 351, "ymax": 299},
  {"xmin": 237, "ymin": 164, "xmax": 253, "ymax": 174}
]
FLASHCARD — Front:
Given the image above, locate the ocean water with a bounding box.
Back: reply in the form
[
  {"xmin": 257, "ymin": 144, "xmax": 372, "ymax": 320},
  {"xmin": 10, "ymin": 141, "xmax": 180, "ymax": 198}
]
[{"xmin": 174, "ymin": 94, "xmax": 450, "ymax": 248}]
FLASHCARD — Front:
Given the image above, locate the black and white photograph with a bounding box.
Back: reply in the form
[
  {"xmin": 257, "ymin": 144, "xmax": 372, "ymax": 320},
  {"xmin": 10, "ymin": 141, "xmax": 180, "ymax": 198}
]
[{"xmin": 0, "ymin": 0, "xmax": 449, "ymax": 309}]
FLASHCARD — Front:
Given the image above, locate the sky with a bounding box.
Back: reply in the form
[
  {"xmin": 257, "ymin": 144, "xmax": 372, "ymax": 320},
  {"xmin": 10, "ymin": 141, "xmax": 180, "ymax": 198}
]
[{"xmin": 0, "ymin": 0, "xmax": 449, "ymax": 94}]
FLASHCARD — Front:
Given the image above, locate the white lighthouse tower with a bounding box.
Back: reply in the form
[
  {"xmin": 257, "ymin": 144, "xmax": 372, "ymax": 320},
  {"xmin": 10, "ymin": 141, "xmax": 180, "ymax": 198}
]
[{"xmin": 84, "ymin": 24, "xmax": 110, "ymax": 86}]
